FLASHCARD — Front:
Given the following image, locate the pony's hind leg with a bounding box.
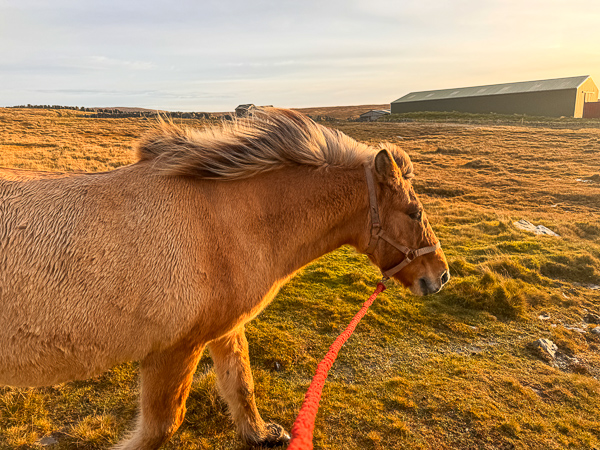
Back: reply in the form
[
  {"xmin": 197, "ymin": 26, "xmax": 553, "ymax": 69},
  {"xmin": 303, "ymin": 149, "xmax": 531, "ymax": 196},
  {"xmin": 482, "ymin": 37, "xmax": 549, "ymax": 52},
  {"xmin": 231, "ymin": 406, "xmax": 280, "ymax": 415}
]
[
  {"xmin": 113, "ymin": 340, "xmax": 205, "ymax": 450},
  {"xmin": 208, "ymin": 326, "xmax": 290, "ymax": 447}
]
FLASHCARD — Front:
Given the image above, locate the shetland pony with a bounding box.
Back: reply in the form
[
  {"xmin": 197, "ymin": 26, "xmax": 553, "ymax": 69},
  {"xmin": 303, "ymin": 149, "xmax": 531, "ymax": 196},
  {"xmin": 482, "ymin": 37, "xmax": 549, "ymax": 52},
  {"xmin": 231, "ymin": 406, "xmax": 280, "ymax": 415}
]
[{"xmin": 0, "ymin": 109, "xmax": 448, "ymax": 448}]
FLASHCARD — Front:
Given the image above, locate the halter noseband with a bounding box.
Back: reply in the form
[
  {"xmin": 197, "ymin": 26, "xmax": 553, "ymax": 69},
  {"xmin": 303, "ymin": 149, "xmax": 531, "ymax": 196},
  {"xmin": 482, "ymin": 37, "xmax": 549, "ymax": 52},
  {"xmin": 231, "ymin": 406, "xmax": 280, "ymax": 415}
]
[{"xmin": 364, "ymin": 164, "xmax": 441, "ymax": 279}]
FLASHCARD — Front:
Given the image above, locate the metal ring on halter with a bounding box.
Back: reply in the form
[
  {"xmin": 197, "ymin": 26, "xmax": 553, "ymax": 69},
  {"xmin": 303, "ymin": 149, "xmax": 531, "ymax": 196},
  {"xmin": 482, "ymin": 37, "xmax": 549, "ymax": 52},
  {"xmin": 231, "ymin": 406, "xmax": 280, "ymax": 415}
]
[{"xmin": 380, "ymin": 276, "xmax": 392, "ymax": 288}]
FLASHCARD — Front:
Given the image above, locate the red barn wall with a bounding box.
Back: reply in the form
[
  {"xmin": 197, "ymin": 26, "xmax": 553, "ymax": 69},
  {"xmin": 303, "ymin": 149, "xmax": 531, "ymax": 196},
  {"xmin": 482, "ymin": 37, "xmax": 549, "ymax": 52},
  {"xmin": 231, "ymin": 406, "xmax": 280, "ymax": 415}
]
[{"xmin": 583, "ymin": 102, "xmax": 600, "ymax": 118}]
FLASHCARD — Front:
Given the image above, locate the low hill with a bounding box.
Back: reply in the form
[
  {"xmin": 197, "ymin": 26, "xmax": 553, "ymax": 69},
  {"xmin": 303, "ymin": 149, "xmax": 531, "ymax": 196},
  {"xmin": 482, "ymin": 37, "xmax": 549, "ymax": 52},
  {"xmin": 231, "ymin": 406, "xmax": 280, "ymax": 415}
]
[{"xmin": 293, "ymin": 104, "xmax": 389, "ymax": 120}]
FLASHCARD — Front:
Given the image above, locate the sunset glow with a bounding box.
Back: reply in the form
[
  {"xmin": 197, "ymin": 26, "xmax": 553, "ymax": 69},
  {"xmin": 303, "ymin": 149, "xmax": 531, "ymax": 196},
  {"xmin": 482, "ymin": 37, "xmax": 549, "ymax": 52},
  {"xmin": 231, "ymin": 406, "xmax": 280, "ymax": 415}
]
[{"xmin": 1, "ymin": 0, "xmax": 598, "ymax": 110}]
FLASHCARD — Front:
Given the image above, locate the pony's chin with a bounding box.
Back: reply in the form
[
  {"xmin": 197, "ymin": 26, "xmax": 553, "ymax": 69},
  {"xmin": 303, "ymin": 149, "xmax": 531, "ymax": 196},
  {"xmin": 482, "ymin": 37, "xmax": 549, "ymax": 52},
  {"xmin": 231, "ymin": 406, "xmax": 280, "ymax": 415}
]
[
  {"xmin": 386, "ymin": 276, "xmax": 421, "ymax": 295},
  {"xmin": 409, "ymin": 277, "xmax": 443, "ymax": 296},
  {"xmin": 408, "ymin": 283, "xmax": 426, "ymax": 296}
]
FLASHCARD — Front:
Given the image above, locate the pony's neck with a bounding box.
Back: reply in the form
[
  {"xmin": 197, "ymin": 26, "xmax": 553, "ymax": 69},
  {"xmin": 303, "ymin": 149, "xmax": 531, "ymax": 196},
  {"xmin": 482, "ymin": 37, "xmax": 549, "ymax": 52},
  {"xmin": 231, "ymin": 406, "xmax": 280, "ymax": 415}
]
[{"xmin": 253, "ymin": 166, "xmax": 370, "ymax": 280}]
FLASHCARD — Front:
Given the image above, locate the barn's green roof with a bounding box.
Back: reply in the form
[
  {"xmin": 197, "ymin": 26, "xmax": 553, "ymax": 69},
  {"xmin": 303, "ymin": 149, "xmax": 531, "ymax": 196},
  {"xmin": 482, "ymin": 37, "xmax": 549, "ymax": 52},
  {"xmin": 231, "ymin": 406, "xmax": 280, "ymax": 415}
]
[{"xmin": 393, "ymin": 76, "xmax": 590, "ymax": 103}]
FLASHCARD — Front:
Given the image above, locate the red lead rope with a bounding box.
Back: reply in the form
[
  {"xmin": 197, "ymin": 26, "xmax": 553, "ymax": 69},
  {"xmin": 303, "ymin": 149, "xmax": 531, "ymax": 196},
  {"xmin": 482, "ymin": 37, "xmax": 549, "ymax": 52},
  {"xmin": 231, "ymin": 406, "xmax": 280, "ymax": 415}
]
[{"xmin": 287, "ymin": 282, "xmax": 387, "ymax": 450}]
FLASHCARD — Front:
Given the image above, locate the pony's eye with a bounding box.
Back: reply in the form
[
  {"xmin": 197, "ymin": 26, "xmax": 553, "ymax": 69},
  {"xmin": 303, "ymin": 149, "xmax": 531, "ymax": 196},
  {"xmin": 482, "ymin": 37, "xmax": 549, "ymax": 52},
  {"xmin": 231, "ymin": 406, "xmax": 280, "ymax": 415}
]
[{"xmin": 409, "ymin": 210, "xmax": 423, "ymax": 221}]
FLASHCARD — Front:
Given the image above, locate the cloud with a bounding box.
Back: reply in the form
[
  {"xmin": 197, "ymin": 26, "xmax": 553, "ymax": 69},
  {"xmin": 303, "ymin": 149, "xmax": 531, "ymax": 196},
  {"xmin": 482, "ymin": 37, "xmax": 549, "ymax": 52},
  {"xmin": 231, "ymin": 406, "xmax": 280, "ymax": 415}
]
[
  {"xmin": 83, "ymin": 56, "xmax": 156, "ymax": 71},
  {"xmin": 0, "ymin": 0, "xmax": 599, "ymax": 110}
]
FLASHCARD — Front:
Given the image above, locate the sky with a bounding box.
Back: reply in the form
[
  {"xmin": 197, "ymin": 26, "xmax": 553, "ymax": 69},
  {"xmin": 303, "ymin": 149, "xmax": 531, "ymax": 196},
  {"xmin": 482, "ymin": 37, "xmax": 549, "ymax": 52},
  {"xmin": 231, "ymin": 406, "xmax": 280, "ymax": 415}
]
[{"xmin": 1, "ymin": 0, "xmax": 599, "ymax": 112}]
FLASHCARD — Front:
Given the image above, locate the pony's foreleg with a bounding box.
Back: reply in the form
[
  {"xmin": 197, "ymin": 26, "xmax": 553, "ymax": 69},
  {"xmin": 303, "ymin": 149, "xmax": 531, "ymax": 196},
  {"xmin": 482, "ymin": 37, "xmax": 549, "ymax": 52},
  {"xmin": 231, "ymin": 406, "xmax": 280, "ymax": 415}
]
[
  {"xmin": 208, "ymin": 326, "xmax": 291, "ymax": 446},
  {"xmin": 113, "ymin": 340, "xmax": 205, "ymax": 450}
]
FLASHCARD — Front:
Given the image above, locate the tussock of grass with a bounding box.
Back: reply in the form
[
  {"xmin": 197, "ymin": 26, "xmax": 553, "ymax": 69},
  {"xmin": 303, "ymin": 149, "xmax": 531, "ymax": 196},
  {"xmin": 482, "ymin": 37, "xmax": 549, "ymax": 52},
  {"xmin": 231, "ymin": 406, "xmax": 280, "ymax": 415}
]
[
  {"xmin": 541, "ymin": 252, "xmax": 600, "ymax": 284},
  {"xmin": 574, "ymin": 221, "xmax": 600, "ymax": 240},
  {"xmin": 70, "ymin": 415, "xmax": 120, "ymax": 448},
  {"xmin": 487, "ymin": 256, "xmax": 545, "ymax": 285},
  {"xmin": 440, "ymin": 272, "xmax": 529, "ymax": 319},
  {"xmin": 1, "ymin": 108, "xmax": 600, "ymax": 449}
]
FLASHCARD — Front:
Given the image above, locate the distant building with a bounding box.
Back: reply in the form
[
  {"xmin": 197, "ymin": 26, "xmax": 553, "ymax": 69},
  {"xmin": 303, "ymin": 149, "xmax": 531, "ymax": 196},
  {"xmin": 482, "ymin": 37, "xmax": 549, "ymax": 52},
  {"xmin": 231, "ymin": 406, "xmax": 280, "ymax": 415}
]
[
  {"xmin": 234, "ymin": 104, "xmax": 275, "ymax": 118},
  {"xmin": 391, "ymin": 76, "xmax": 599, "ymax": 118},
  {"xmin": 235, "ymin": 104, "xmax": 256, "ymax": 117},
  {"xmin": 359, "ymin": 109, "xmax": 390, "ymax": 122}
]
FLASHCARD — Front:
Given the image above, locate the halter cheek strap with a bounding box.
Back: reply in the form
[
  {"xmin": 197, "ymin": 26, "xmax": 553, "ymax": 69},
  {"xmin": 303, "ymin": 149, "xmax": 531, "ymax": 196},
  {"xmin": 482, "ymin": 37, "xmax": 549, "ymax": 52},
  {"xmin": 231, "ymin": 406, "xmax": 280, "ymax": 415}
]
[{"xmin": 364, "ymin": 164, "xmax": 441, "ymax": 279}]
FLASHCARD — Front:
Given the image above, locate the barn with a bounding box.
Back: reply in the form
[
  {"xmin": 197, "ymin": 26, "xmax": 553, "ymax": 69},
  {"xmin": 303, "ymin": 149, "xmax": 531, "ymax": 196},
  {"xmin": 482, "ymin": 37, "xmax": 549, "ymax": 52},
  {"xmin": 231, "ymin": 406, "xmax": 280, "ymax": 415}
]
[
  {"xmin": 358, "ymin": 109, "xmax": 390, "ymax": 122},
  {"xmin": 391, "ymin": 76, "xmax": 599, "ymax": 118}
]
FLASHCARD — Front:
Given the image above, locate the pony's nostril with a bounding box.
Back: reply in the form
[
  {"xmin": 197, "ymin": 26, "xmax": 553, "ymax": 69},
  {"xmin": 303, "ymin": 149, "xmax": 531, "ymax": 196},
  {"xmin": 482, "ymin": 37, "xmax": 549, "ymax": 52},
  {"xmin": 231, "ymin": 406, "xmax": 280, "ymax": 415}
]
[
  {"xmin": 419, "ymin": 278, "xmax": 430, "ymax": 295},
  {"xmin": 440, "ymin": 270, "xmax": 450, "ymax": 285}
]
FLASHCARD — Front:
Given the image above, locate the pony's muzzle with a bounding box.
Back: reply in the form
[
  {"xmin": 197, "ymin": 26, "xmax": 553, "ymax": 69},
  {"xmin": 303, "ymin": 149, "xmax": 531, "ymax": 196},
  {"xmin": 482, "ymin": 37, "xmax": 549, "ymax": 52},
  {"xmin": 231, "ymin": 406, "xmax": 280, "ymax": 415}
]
[{"xmin": 418, "ymin": 270, "xmax": 450, "ymax": 296}]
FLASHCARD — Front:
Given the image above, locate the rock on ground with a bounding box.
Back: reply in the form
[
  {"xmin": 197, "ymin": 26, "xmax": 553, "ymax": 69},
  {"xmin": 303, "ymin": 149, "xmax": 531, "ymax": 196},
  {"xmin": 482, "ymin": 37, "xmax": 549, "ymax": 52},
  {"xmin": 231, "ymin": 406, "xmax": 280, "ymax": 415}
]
[
  {"xmin": 514, "ymin": 219, "xmax": 560, "ymax": 237},
  {"xmin": 583, "ymin": 313, "xmax": 600, "ymax": 324},
  {"xmin": 528, "ymin": 338, "xmax": 558, "ymax": 360}
]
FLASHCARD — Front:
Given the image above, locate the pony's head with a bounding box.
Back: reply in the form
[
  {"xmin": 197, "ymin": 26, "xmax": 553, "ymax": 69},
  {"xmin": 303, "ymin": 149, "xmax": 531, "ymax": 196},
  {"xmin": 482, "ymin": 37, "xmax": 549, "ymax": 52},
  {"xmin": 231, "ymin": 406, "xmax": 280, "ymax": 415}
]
[{"xmin": 364, "ymin": 144, "xmax": 449, "ymax": 296}]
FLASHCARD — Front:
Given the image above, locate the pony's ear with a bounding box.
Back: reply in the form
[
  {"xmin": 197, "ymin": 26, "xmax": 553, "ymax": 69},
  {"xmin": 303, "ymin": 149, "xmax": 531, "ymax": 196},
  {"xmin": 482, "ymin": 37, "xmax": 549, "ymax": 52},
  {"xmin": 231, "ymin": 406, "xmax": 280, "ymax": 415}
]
[{"xmin": 374, "ymin": 149, "xmax": 400, "ymax": 184}]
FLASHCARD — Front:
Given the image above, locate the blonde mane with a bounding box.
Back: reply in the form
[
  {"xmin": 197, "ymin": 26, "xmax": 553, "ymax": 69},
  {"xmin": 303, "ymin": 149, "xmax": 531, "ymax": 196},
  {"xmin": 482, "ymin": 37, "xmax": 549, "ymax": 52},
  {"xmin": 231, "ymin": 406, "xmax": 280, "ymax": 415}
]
[{"xmin": 136, "ymin": 108, "xmax": 412, "ymax": 180}]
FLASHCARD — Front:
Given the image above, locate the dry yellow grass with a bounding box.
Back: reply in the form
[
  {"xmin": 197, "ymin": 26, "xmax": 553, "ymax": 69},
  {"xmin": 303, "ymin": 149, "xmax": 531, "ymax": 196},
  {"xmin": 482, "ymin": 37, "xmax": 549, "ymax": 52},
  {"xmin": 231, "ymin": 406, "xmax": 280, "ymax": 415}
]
[{"xmin": 1, "ymin": 107, "xmax": 600, "ymax": 449}]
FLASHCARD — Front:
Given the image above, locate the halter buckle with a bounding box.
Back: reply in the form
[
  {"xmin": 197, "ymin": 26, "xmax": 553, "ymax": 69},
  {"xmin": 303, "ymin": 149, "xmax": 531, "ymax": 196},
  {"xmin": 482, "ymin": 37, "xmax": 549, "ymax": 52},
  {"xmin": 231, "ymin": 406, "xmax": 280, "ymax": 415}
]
[{"xmin": 380, "ymin": 276, "xmax": 392, "ymax": 288}]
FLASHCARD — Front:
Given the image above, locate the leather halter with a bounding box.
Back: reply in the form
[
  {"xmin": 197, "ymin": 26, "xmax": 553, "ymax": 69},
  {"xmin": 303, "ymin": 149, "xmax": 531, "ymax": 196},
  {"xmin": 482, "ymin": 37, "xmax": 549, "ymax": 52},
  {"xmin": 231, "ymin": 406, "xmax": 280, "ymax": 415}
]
[{"xmin": 364, "ymin": 164, "xmax": 441, "ymax": 279}]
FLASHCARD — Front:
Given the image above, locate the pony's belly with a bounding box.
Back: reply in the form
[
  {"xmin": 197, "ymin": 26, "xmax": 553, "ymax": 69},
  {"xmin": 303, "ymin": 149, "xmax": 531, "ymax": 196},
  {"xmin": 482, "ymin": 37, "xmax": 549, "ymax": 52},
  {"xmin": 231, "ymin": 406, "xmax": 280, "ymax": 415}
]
[
  {"xmin": 0, "ymin": 357, "xmax": 114, "ymax": 387},
  {"xmin": 0, "ymin": 335, "xmax": 139, "ymax": 387}
]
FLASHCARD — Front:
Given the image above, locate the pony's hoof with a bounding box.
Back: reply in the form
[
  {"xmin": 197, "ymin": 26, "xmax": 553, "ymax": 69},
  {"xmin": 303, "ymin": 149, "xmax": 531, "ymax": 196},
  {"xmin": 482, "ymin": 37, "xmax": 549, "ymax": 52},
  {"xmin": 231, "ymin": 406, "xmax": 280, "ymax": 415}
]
[{"xmin": 250, "ymin": 423, "xmax": 290, "ymax": 447}]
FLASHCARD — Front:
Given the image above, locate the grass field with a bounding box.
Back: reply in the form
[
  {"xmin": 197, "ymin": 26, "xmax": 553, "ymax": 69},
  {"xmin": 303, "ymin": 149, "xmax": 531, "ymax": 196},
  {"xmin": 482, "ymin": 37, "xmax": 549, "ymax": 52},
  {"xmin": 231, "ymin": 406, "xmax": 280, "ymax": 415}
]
[
  {"xmin": 381, "ymin": 111, "xmax": 600, "ymax": 128},
  {"xmin": 1, "ymin": 108, "xmax": 600, "ymax": 449}
]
